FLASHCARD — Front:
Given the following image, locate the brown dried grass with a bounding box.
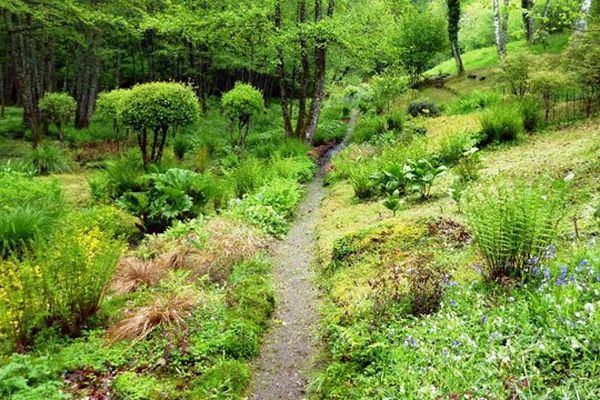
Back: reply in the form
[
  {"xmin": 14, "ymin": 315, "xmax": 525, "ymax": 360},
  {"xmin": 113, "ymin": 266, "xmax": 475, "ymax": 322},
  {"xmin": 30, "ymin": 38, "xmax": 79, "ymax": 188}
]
[
  {"xmin": 110, "ymin": 218, "xmax": 269, "ymax": 294},
  {"xmin": 106, "ymin": 289, "xmax": 201, "ymax": 342}
]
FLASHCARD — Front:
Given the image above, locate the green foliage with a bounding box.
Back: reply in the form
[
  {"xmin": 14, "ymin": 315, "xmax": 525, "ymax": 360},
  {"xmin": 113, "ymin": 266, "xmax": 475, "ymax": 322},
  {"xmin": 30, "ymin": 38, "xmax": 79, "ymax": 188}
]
[
  {"xmin": 221, "ymin": 82, "xmax": 264, "ymax": 148},
  {"xmin": 190, "ymin": 360, "xmax": 251, "ymax": 399},
  {"xmin": 404, "ymin": 159, "xmax": 447, "ymax": 199},
  {"xmin": 446, "ymin": 90, "xmax": 501, "ymax": 115},
  {"xmin": 454, "ymin": 147, "xmax": 482, "ymax": 182},
  {"xmin": 530, "ymin": 69, "xmax": 571, "ymax": 120},
  {"xmin": 228, "ymin": 157, "xmax": 266, "ymax": 198},
  {"xmin": 0, "ymin": 174, "xmax": 64, "ymax": 255},
  {"xmin": 270, "ymin": 156, "xmax": 315, "ymax": 183},
  {"xmin": 435, "ymin": 132, "xmax": 475, "ymax": 166},
  {"xmin": 396, "ymin": 9, "xmax": 448, "ymax": 80},
  {"xmin": 121, "ymin": 82, "xmax": 200, "ymax": 167},
  {"xmin": 465, "ymin": 179, "xmax": 567, "ymax": 280},
  {"xmin": 173, "ymin": 135, "xmax": 192, "ymax": 160},
  {"xmin": 385, "ymin": 111, "xmax": 404, "ymax": 132},
  {"xmin": 229, "ymin": 178, "xmax": 303, "ymax": 237},
  {"xmin": 95, "ymin": 89, "xmax": 131, "ymax": 140},
  {"xmin": 117, "ymin": 168, "xmax": 214, "ymax": 233},
  {"xmin": 112, "ymin": 372, "xmax": 162, "ymax": 400},
  {"xmin": 407, "ymin": 99, "xmax": 441, "ymax": 118},
  {"xmin": 501, "ymin": 53, "xmax": 534, "ymax": 97},
  {"xmin": 349, "ymin": 164, "xmax": 378, "ymax": 201},
  {"xmin": 88, "ymin": 152, "xmax": 145, "ymax": 202},
  {"xmin": 313, "ymin": 120, "xmax": 347, "ymax": 146},
  {"xmin": 369, "ymin": 73, "xmax": 408, "ymax": 114},
  {"xmin": 479, "ymin": 104, "xmax": 524, "ymax": 145},
  {"xmin": 27, "ymin": 145, "xmax": 71, "ymax": 175},
  {"xmin": 352, "ymin": 115, "xmax": 387, "ymax": 144},
  {"xmin": 38, "ymin": 92, "xmax": 76, "ymax": 139},
  {"xmin": 0, "ymin": 355, "xmax": 67, "ymax": 400},
  {"xmin": 566, "ymin": 24, "xmax": 600, "ymax": 90},
  {"xmin": 519, "ymin": 95, "xmax": 543, "ymax": 132}
]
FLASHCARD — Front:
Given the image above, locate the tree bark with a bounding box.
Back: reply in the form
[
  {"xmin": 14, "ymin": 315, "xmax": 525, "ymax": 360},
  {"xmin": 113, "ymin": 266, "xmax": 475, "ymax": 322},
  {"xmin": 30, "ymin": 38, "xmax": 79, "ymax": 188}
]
[
  {"xmin": 274, "ymin": 0, "xmax": 294, "ymax": 137},
  {"xmin": 521, "ymin": 0, "xmax": 535, "ymax": 44},
  {"xmin": 575, "ymin": 0, "xmax": 593, "ymax": 32},
  {"xmin": 8, "ymin": 12, "xmax": 43, "ymax": 146},
  {"xmin": 447, "ymin": 0, "xmax": 465, "ymax": 75},
  {"xmin": 304, "ymin": 0, "xmax": 334, "ymax": 142},
  {"xmin": 493, "ymin": 0, "xmax": 506, "ymax": 58},
  {"xmin": 74, "ymin": 36, "xmax": 100, "ymax": 129},
  {"xmin": 295, "ymin": 0, "xmax": 310, "ymax": 138}
]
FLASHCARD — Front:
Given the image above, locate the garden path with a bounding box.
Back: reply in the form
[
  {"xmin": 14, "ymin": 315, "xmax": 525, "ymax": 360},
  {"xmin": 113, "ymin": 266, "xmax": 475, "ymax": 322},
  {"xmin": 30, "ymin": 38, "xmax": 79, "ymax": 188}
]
[{"xmin": 249, "ymin": 113, "xmax": 356, "ymax": 400}]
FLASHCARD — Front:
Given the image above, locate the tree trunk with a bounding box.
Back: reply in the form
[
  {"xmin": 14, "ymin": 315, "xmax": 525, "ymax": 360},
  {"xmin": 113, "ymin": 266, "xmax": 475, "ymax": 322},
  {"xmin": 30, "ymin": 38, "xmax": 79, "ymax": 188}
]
[
  {"xmin": 521, "ymin": 0, "xmax": 535, "ymax": 44},
  {"xmin": 304, "ymin": 0, "xmax": 334, "ymax": 142},
  {"xmin": 8, "ymin": 13, "xmax": 43, "ymax": 146},
  {"xmin": 575, "ymin": 0, "xmax": 593, "ymax": 32},
  {"xmin": 447, "ymin": 0, "xmax": 465, "ymax": 75},
  {"xmin": 274, "ymin": 0, "xmax": 294, "ymax": 137},
  {"xmin": 493, "ymin": 0, "xmax": 506, "ymax": 58},
  {"xmin": 74, "ymin": 37, "xmax": 100, "ymax": 129},
  {"xmin": 295, "ymin": 0, "xmax": 310, "ymax": 138}
]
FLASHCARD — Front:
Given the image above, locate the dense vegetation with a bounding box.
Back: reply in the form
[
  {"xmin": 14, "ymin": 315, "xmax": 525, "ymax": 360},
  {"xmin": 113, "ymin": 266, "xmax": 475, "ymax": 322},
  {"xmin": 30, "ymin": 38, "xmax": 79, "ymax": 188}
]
[{"xmin": 1, "ymin": 0, "xmax": 599, "ymax": 398}]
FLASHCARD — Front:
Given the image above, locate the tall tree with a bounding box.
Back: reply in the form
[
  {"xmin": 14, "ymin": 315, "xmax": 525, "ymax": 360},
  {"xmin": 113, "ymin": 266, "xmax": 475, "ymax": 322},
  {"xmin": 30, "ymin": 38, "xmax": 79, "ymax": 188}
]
[
  {"xmin": 493, "ymin": 0, "xmax": 508, "ymax": 58},
  {"xmin": 521, "ymin": 0, "xmax": 535, "ymax": 44},
  {"xmin": 447, "ymin": 0, "xmax": 465, "ymax": 75},
  {"xmin": 575, "ymin": 0, "xmax": 593, "ymax": 31}
]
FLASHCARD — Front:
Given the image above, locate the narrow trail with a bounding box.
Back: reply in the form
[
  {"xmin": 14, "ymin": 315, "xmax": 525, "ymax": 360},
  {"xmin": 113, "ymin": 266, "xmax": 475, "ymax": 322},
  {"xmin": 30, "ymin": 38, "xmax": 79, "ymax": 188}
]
[{"xmin": 250, "ymin": 114, "xmax": 357, "ymax": 400}]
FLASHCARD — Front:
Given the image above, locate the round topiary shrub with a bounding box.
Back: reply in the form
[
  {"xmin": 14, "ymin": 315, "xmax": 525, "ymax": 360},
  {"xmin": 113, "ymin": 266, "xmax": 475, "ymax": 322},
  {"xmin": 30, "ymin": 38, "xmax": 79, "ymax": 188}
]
[
  {"xmin": 121, "ymin": 82, "xmax": 199, "ymax": 167},
  {"xmin": 221, "ymin": 82, "xmax": 264, "ymax": 149},
  {"xmin": 38, "ymin": 92, "xmax": 77, "ymax": 140},
  {"xmin": 95, "ymin": 89, "xmax": 131, "ymax": 142},
  {"xmin": 407, "ymin": 99, "xmax": 441, "ymax": 118}
]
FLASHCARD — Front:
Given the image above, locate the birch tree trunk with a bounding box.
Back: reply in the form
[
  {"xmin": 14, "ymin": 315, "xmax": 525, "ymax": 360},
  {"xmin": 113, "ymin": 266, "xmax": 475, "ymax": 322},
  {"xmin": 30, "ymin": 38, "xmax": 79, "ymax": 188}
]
[
  {"xmin": 575, "ymin": 0, "xmax": 593, "ymax": 32},
  {"xmin": 493, "ymin": 0, "xmax": 506, "ymax": 58}
]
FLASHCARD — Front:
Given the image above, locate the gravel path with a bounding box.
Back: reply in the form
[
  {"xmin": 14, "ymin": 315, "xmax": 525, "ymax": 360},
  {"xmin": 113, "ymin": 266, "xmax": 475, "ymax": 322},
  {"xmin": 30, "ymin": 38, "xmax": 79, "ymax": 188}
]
[{"xmin": 249, "ymin": 115, "xmax": 356, "ymax": 400}]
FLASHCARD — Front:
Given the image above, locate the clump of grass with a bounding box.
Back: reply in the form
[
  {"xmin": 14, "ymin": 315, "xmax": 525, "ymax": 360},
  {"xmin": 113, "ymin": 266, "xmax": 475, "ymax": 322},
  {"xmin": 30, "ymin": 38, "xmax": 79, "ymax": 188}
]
[
  {"xmin": 27, "ymin": 144, "xmax": 71, "ymax": 175},
  {"xmin": 446, "ymin": 90, "xmax": 501, "ymax": 115},
  {"xmin": 478, "ymin": 104, "xmax": 524, "ymax": 146},
  {"xmin": 107, "ymin": 287, "xmax": 202, "ymax": 342}
]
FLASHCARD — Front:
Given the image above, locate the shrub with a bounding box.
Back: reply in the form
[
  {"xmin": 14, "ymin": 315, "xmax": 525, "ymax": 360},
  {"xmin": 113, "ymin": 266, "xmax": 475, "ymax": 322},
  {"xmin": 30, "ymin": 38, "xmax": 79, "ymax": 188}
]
[
  {"xmin": 221, "ymin": 82, "xmax": 264, "ymax": 148},
  {"xmin": 88, "ymin": 152, "xmax": 145, "ymax": 201},
  {"xmin": 271, "ymin": 155, "xmax": 315, "ymax": 183},
  {"xmin": 501, "ymin": 53, "xmax": 534, "ymax": 98},
  {"xmin": 313, "ymin": 120, "xmax": 347, "ymax": 146},
  {"xmin": 478, "ymin": 104, "xmax": 524, "ymax": 145},
  {"xmin": 407, "ymin": 99, "xmax": 441, "ymax": 118},
  {"xmin": 192, "ymin": 147, "xmax": 210, "ymax": 173},
  {"xmin": 95, "ymin": 89, "xmax": 131, "ymax": 142},
  {"xmin": 0, "ymin": 174, "xmax": 64, "ymax": 255},
  {"xmin": 385, "ymin": 111, "xmax": 404, "ymax": 132},
  {"xmin": 228, "ymin": 157, "xmax": 266, "ymax": 198},
  {"xmin": 121, "ymin": 82, "xmax": 200, "ymax": 167},
  {"xmin": 27, "ymin": 144, "xmax": 71, "ymax": 175},
  {"xmin": 446, "ymin": 90, "xmax": 501, "ymax": 115},
  {"xmin": 229, "ymin": 179, "xmax": 303, "ymax": 237},
  {"xmin": 435, "ymin": 132, "xmax": 475, "ymax": 166},
  {"xmin": 352, "ymin": 115, "xmax": 387, "ymax": 144},
  {"xmin": 0, "ymin": 354, "xmax": 68, "ymax": 399},
  {"xmin": 465, "ymin": 179, "xmax": 567, "ymax": 280},
  {"xmin": 117, "ymin": 168, "xmax": 214, "ymax": 233},
  {"xmin": 565, "ymin": 25, "xmax": 600, "ymax": 91},
  {"xmin": 38, "ymin": 223, "xmax": 124, "ymax": 336},
  {"xmin": 369, "ymin": 73, "xmax": 408, "ymax": 114},
  {"xmin": 529, "ymin": 69, "xmax": 570, "ymax": 121},
  {"xmin": 454, "ymin": 147, "xmax": 482, "ymax": 182},
  {"xmin": 38, "ymin": 92, "xmax": 76, "ymax": 140},
  {"xmin": 519, "ymin": 95, "xmax": 543, "ymax": 132}
]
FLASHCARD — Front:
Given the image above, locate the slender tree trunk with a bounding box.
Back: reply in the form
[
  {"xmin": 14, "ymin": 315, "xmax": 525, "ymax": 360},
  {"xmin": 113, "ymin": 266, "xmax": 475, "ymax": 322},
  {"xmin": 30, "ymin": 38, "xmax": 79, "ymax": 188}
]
[
  {"xmin": 493, "ymin": 0, "xmax": 506, "ymax": 58},
  {"xmin": 521, "ymin": 0, "xmax": 535, "ymax": 44},
  {"xmin": 295, "ymin": 0, "xmax": 310, "ymax": 138},
  {"xmin": 274, "ymin": 0, "xmax": 294, "ymax": 137},
  {"xmin": 8, "ymin": 13, "xmax": 43, "ymax": 146},
  {"xmin": 305, "ymin": 0, "xmax": 335, "ymax": 142},
  {"xmin": 74, "ymin": 36, "xmax": 100, "ymax": 129},
  {"xmin": 447, "ymin": 0, "xmax": 465, "ymax": 75},
  {"xmin": 575, "ymin": 0, "xmax": 593, "ymax": 32}
]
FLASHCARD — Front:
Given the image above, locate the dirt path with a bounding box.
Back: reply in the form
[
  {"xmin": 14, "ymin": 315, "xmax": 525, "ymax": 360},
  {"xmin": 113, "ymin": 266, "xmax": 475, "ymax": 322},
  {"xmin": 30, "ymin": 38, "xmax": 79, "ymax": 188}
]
[{"xmin": 250, "ymin": 115, "xmax": 356, "ymax": 400}]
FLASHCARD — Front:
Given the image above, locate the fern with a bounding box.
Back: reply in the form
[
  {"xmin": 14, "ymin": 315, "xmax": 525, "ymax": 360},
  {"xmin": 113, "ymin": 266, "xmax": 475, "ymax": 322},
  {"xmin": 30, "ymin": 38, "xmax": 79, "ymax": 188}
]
[{"xmin": 465, "ymin": 179, "xmax": 567, "ymax": 280}]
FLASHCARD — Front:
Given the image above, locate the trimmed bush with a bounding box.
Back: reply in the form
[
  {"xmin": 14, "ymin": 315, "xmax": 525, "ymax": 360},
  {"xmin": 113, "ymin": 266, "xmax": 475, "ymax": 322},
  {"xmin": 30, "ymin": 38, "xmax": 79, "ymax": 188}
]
[
  {"xmin": 121, "ymin": 82, "xmax": 200, "ymax": 167},
  {"xmin": 221, "ymin": 82, "xmax": 264, "ymax": 148},
  {"xmin": 95, "ymin": 89, "xmax": 131, "ymax": 142},
  {"xmin": 407, "ymin": 99, "xmax": 441, "ymax": 118},
  {"xmin": 38, "ymin": 92, "xmax": 76, "ymax": 140},
  {"xmin": 478, "ymin": 104, "xmax": 524, "ymax": 146}
]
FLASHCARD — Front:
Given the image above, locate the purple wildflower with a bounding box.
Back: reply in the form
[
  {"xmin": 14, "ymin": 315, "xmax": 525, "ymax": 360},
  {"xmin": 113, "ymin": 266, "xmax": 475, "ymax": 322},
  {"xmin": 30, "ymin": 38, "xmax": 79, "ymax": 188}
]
[
  {"xmin": 449, "ymin": 300, "xmax": 458, "ymax": 307},
  {"xmin": 528, "ymin": 256, "xmax": 540, "ymax": 266},
  {"xmin": 576, "ymin": 259, "xmax": 589, "ymax": 273},
  {"xmin": 532, "ymin": 267, "xmax": 540, "ymax": 276},
  {"xmin": 452, "ymin": 340, "xmax": 462, "ymax": 347},
  {"xmin": 596, "ymin": 273, "xmax": 600, "ymax": 283},
  {"xmin": 545, "ymin": 244, "xmax": 557, "ymax": 259},
  {"xmin": 404, "ymin": 336, "xmax": 418, "ymax": 348},
  {"xmin": 448, "ymin": 281, "xmax": 458, "ymax": 288},
  {"xmin": 480, "ymin": 315, "xmax": 488, "ymax": 324},
  {"xmin": 542, "ymin": 268, "xmax": 551, "ymax": 283}
]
